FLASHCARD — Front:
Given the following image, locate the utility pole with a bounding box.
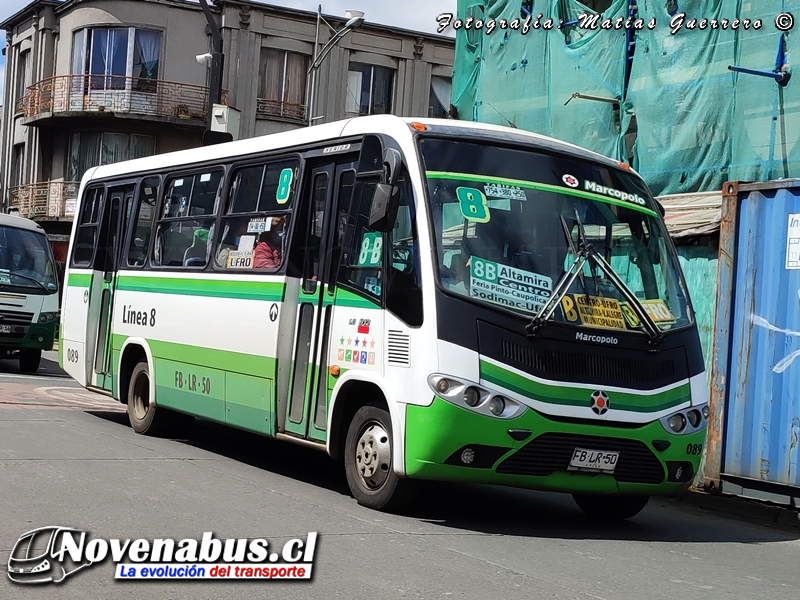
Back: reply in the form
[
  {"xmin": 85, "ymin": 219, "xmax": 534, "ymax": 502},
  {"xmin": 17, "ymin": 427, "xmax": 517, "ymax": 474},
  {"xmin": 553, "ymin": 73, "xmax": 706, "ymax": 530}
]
[{"xmin": 198, "ymin": 0, "xmax": 229, "ymax": 145}]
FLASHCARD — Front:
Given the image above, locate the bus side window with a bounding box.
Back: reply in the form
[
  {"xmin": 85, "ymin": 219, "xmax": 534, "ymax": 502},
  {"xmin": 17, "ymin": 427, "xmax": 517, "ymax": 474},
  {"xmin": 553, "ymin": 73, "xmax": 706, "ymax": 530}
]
[
  {"xmin": 72, "ymin": 187, "xmax": 104, "ymax": 267},
  {"xmin": 126, "ymin": 177, "xmax": 159, "ymax": 268},
  {"xmin": 214, "ymin": 159, "xmax": 297, "ymax": 272},
  {"xmin": 152, "ymin": 171, "xmax": 222, "ymax": 268},
  {"xmin": 385, "ymin": 174, "xmax": 423, "ymax": 326},
  {"xmin": 340, "ymin": 181, "xmax": 382, "ymax": 301}
]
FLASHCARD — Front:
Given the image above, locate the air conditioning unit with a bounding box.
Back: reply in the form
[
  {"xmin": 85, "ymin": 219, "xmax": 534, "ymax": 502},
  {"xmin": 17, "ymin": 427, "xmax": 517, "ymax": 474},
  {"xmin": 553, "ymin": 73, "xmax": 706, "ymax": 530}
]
[{"xmin": 210, "ymin": 104, "xmax": 240, "ymax": 140}]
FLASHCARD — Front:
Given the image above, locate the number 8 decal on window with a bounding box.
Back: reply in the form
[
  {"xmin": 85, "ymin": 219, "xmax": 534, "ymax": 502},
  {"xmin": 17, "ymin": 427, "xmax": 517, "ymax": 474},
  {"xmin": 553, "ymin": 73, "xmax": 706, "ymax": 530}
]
[{"xmin": 456, "ymin": 186, "xmax": 490, "ymax": 223}]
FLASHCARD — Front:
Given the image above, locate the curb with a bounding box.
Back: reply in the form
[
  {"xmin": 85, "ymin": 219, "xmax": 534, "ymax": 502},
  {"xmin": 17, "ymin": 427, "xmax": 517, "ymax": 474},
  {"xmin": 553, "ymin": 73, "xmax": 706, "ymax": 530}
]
[{"xmin": 676, "ymin": 489, "xmax": 800, "ymax": 529}]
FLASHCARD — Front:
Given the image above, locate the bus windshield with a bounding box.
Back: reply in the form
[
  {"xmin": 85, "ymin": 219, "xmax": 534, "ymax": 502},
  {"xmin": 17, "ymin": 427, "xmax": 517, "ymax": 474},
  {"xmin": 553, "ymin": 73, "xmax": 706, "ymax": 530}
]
[
  {"xmin": 419, "ymin": 138, "xmax": 693, "ymax": 333},
  {"xmin": 0, "ymin": 224, "xmax": 58, "ymax": 294}
]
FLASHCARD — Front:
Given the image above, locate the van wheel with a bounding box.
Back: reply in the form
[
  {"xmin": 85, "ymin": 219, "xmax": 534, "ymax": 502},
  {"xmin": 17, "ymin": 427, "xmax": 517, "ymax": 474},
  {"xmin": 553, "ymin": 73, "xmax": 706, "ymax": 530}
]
[
  {"xmin": 19, "ymin": 349, "xmax": 42, "ymax": 373},
  {"xmin": 344, "ymin": 405, "xmax": 416, "ymax": 511},
  {"xmin": 127, "ymin": 360, "xmax": 170, "ymax": 435},
  {"xmin": 572, "ymin": 494, "xmax": 649, "ymax": 520}
]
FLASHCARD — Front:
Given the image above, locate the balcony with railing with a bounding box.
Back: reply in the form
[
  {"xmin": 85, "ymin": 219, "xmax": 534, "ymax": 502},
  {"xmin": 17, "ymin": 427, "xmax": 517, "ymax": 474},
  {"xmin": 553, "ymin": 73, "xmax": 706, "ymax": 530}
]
[
  {"xmin": 17, "ymin": 75, "xmax": 226, "ymax": 125},
  {"xmin": 256, "ymin": 98, "xmax": 307, "ymax": 124},
  {"xmin": 9, "ymin": 181, "xmax": 80, "ymax": 220}
]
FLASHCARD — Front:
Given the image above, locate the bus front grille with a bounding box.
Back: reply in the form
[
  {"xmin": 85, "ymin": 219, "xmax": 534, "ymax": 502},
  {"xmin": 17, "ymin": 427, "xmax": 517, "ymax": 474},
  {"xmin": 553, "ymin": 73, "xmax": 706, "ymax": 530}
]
[
  {"xmin": 0, "ymin": 310, "xmax": 34, "ymax": 326},
  {"xmin": 501, "ymin": 339, "xmax": 675, "ymax": 384},
  {"xmin": 496, "ymin": 433, "xmax": 665, "ymax": 485}
]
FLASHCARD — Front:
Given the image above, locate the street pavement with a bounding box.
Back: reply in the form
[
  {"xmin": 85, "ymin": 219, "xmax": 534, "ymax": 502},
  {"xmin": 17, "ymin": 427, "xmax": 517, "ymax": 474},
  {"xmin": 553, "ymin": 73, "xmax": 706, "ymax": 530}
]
[{"xmin": 1, "ymin": 354, "xmax": 799, "ymax": 599}]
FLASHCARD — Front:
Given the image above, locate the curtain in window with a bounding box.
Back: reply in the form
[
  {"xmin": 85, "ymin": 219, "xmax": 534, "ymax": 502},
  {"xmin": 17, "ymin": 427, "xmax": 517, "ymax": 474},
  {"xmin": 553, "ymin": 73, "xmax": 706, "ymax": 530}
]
[
  {"xmin": 371, "ymin": 66, "xmax": 393, "ymax": 115},
  {"xmin": 130, "ymin": 135, "xmax": 155, "ymax": 159},
  {"xmin": 101, "ymin": 133, "xmax": 129, "ymax": 165},
  {"xmin": 133, "ymin": 30, "xmax": 161, "ymax": 92},
  {"xmin": 284, "ymin": 52, "xmax": 307, "ymax": 110},
  {"xmin": 345, "ymin": 70, "xmax": 362, "ymax": 116},
  {"xmin": 71, "ymin": 29, "xmax": 86, "ymax": 102},
  {"xmin": 68, "ymin": 132, "xmax": 101, "ymax": 181},
  {"xmin": 260, "ymin": 48, "xmax": 284, "ymax": 101}
]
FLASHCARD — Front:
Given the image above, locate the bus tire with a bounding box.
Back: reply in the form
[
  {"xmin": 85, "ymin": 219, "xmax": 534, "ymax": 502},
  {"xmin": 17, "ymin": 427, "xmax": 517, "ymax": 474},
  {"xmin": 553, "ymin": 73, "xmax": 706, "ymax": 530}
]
[
  {"xmin": 572, "ymin": 494, "xmax": 649, "ymax": 520},
  {"xmin": 344, "ymin": 405, "xmax": 416, "ymax": 511},
  {"xmin": 127, "ymin": 360, "xmax": 170, "ymax": 435},
  {"xmin": 19, "ymin": 349, "xmax": 41, "ymax": 373}
]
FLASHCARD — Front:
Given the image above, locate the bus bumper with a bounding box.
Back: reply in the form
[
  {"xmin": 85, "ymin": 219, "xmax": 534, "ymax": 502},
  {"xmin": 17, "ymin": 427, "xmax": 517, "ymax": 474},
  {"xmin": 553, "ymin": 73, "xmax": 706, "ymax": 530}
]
[
  {"xmin": 404, "ymin": 397, "xmax": 706, "ymax": 496},
  {"xmin": 0, "ymin": 322, "xmax": 57, "ymax": 354}
]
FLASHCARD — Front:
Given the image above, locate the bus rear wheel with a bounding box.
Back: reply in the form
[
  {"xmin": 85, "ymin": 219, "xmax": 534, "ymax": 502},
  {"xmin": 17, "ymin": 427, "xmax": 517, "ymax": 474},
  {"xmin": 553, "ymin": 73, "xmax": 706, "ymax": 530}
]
[
  {"xmin": 127, "ymin": 360, "xmax": 193, "ymax": 436},
  {"xmin": 572, "ymin": 494, "xmax": 649, "ymax": 520},
  {"xmin": 19, "ymin": 349, "xmax": 41, "ymax": 373},
  {"xmin": 344, "ymin": 405, "xmax": 416, "ymax": 511}
]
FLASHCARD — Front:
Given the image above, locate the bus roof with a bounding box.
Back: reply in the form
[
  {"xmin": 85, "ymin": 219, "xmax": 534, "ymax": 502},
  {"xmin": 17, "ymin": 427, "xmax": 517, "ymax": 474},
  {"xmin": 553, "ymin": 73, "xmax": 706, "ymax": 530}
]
[
  {"xmin": 84, "ymin": 115, "xmax": 635, "ymax": 184},
  {"xmin": 0, "ymin": 212, "xmax": 47, "ymax": 234}
]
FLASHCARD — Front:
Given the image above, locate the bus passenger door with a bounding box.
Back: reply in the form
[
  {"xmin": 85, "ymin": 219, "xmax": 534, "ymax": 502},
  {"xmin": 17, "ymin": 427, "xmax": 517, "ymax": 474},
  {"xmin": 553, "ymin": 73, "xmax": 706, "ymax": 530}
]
[
  {"xmin": 280, "ymin": 159, "xmax": 356, "ymax": 441},
  {"xmin": 86, "ymin": 185, "xmax": 134, "ymax": 392}
]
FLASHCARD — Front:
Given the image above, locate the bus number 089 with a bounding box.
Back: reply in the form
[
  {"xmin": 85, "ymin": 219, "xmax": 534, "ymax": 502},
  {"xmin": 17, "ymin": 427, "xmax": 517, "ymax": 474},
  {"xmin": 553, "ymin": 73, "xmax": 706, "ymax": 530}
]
[{"xmin": 66, "ymin": 349, "xmax": 79, "ymax": 363}]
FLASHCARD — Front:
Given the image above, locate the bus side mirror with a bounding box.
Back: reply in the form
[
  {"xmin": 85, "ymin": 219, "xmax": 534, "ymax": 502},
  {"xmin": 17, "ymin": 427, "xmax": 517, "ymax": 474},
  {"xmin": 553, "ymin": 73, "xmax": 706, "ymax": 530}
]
[{"xmin": 368, "ymin": 148, "xmax": 403, "ymax": 232}]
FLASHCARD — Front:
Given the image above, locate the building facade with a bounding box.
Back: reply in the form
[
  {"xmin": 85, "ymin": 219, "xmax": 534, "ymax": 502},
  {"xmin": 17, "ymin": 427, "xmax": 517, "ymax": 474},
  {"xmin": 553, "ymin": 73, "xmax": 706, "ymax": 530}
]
[{"xmin": 0, "ymin": 0, "xmax": 454, "ymax": 264}]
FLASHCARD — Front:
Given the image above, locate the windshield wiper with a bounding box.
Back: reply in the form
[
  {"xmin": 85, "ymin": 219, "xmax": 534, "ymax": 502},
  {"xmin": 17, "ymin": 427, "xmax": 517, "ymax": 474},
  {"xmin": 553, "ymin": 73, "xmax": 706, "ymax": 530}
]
[
  {"xmin": 526, "ymin": 212, "xmax": 665, "ymax": 346},
  {"xmin": 1, "ymin": 272, "xmax": 50, "ymax": 293}
]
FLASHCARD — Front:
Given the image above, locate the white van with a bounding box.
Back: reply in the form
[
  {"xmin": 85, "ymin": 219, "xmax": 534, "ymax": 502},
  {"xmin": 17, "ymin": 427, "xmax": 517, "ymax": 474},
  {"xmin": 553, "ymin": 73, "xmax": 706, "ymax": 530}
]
[{"xmin": 0, "ymin": 213, "xmax": 59, "ymax": 372}]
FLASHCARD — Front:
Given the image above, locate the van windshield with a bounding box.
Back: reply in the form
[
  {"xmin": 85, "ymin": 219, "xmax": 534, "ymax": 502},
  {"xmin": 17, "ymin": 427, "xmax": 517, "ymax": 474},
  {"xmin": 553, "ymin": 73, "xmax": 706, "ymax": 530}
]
[{"xmin": 0, "ymin": 224, "xmax": 58, "ymax": 294}]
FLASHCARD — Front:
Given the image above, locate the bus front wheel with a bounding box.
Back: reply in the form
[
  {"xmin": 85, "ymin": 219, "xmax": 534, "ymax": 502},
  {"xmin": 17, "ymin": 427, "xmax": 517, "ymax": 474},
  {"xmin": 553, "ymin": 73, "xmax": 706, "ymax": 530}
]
[
  {"xmin": 572, "ymin": 494, "xmax": 649, "ymax": 520},
  {"xmin": 344, "ymin": 405, "xmax": 416, "ymax": 511},
  {"xmin": 19, "ymin": 349, "xmax": 41, "ymax": 373}
]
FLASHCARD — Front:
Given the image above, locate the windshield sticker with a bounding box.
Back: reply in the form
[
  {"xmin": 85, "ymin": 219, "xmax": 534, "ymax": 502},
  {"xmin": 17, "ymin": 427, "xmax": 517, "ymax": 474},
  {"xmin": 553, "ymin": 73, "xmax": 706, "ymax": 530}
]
[
  {"xmin": 358, "ymin": 233, "xmax": 383, "ymax": 266},
  {"xmin": 563, "ymin": 174, "xmax": 579, "ymax": 188},
  {"xmin": 247, "ymin": 218, "xmax": 268, "ymax": 234},
  {"xmin": 484, "ymin": 183, "xmax": 526, "ymax": 201},
  {"xmin": 561, "ymin": 295, "xmax": 627, "ymax": 330},
  {"xmin": 469, "ymin": 257, "xmax": 552, "ymax": 313},
  {"xmin": 276, "ymin": 168, "xmax": 294, "ymax": 204},
  {"xmin": 583, "ymin": 180, "xmax": 646, "ymax": 207},
  {"xmin": 456, "ymin": 187, "xmax": 491, "ymax": 223},
  {"xmin": 427, "ymin": 171, "xmax": 659, "ymax": 218},
  {"xmin": 0, "ymin": 272, "xmax": 10, "ymax": 285},
  {"xmin": 227, "ymin": 250, "xmax": 253, "ymax": 269},
  {"xmin": 237, "ymin": 235, "xmax": 255, "ymax": 252},
  {"xmin": 621, "ymin": 300, "xmax": 676, "ymax": 328},
  {"xmin": 487, "ymin": 198, "xmax": 511, "ymax": 211}
]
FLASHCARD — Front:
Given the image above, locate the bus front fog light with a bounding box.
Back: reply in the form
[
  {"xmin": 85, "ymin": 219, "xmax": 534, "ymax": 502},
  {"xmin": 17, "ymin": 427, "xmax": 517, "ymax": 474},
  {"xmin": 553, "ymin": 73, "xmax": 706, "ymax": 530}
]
[
  {"xmin": 667, "ymin": 413, "xmax": 686, "ymax": 433},
  {"xmin": 464, "ymin": 387, "xmax": 480, "ymax": 407},
  {"xmin": 461, "ymin": 447, "xmax": 475, "ymax": 464},
  {"xmin": 702, "ymin": 405, "xmax": 711, "ymax": 419},
  {"xmin": 687, "ymin": 410, "xmax": 702, "ymax": 428},
  {"xmin": 488, "ymin": 396, "xmax": 506, "ymax": 416}
]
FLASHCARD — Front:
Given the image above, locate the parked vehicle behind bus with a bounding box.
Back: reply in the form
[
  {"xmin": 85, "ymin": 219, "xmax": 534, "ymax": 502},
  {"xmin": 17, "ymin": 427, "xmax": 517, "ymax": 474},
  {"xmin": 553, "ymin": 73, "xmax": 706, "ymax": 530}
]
[
  {"xmin": 60, "ymin": 116, "xmax": 708, "ymax": 518},
  {"xmin": 0, "ymin": 213, "xmax": 59, "ymax": 372}
]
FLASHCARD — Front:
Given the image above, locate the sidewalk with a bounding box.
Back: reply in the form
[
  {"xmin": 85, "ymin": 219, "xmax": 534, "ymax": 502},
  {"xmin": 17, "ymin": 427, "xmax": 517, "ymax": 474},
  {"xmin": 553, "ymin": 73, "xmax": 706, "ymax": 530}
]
[{"xmin": 677, "ymin": 489, "xmax": 800, "ymax": 529}]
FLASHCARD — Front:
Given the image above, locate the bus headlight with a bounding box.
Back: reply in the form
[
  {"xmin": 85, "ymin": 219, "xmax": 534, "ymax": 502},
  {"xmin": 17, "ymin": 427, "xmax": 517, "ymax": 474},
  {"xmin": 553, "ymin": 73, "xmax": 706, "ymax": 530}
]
[
  {"xmin": 464, "ymin": 387, "xmax": 481, "ymax": 407},
  {"xmin": 667, "ymin": 413, "xmax": 686, "ymax": 433},
  {"xmin": 488, "ymin": 396, "xmax": 506, "ymax": 416},
  {"xmin": 427, "ymin": 374, "xmax": 525, "ymax": 420},
  {"xmin": 38, "ymin": 312, "xmax": 58, "ymax": 323}
]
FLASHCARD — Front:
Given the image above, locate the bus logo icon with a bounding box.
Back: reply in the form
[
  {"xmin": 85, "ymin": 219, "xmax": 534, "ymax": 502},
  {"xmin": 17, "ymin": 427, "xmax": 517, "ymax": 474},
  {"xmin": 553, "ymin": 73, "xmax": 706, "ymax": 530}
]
[
  {"xmin": 8, "ymin": 526, "xmax": 93, "ymax": 584},
  {"xmin": 590, "ymin": 391, "xmax": 609, "ymax": 415}
]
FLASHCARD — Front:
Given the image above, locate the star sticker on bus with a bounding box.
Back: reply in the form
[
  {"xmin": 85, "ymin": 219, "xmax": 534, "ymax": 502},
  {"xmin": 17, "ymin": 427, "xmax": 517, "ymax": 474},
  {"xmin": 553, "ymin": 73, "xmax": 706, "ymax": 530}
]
[
  {"xmin": 346, "ymin": 337, "xmax": 352, "ymax": 346},
  {"xmin": 590, "ymin": 390, "xmax": 610, "ymax": 415}
]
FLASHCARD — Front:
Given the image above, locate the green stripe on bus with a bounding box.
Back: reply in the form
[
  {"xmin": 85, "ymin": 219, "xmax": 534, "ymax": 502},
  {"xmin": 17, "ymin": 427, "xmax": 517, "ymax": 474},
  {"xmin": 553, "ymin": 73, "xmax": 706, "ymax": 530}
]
[
  {"xmin": 479, "ymin": 360, "xmax": 690, "ymax": 413},
  {"xmin": 335, "ymin": 288, "xmax": 378, "ymax": 309},
  {"xmin": 68, "ymin": 273, "xmax": 92, "ymax": 287},
  {"xmin": 426, "ymin": 171, "xmax": 659, "ymax": 218},
  {"xmin": 112, "ymin": 334, "xmax": 276, "ymax": 377},
  {"xmin": 115, "ymin": 276, "xmax": 286, "ymax": 302}
]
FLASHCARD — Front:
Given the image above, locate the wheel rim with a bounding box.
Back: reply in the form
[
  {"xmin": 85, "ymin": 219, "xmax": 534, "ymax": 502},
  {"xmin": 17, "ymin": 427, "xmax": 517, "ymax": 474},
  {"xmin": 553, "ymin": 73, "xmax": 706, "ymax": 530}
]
[
  {"xmin": 131, "ymin": 371, "xmax": 150, "ymax": 421},
  {"xmin": 354, "ymin": 421, "xmax": 391, "ymax": 490}
]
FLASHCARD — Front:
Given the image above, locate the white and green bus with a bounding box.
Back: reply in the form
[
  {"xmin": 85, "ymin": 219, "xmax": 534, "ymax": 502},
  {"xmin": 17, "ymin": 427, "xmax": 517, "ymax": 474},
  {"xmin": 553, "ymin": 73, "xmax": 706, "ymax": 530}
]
[
  {"xmin": 60, "ymin": 116, "xmax": 708, "ymax": 518},
  {"xmin": 0, "ymin": 213, "xmax": 60, "ymax": 372}
]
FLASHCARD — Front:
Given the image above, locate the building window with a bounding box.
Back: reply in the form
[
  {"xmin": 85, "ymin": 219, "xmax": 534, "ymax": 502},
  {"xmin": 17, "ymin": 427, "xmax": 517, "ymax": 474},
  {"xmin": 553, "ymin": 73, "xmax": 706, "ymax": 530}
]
[
  {"xmin": 11, "ymin": 145, "xmax": 25, "ymax": 188},
  {"xmin": 346, "ymin": 63, "xmax": 394, "ymax": 116},
  {"xmin": 72, "ymin": 28, "xmax": 161, "ymax": 92},
  {"xmin": 16, "ymin": 51, "xmax": 29, "ymax": 98},
  {"xmin": 257, "ymin": 49, "xmax": 308, "ymax": 122},
  {"xmin": 68, "ymin": 133, "xmax": 156, "ymax": 181},
  {"xmin": 428, "ymin": 76, "xmax": 451, "ymax": 118}
]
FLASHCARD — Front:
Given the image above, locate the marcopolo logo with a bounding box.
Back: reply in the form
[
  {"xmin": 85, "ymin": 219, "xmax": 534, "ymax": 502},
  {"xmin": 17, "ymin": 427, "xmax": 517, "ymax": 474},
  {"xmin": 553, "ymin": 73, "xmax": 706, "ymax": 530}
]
[{"xmin": 8, "ymin": 526, "xmax": 318, "ymax": 584}]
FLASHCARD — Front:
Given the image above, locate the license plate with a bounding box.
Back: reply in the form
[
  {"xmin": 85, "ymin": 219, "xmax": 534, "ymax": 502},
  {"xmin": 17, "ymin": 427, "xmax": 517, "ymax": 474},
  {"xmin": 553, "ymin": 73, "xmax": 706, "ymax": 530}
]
[
  {"xmin": 0, "ymin": 325, "xmax": 10, "ymax": 334},
  {"xmin": 568, "ymin": 447, "xmax": 619, "ymax": 474}
]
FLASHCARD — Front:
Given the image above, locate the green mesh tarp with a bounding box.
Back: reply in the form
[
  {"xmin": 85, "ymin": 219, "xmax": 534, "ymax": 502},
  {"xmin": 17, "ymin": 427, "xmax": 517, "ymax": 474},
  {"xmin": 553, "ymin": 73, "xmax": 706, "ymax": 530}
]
[{"xmin": 452, "ymin": 0, "xmax": 800, "ymax": 196}]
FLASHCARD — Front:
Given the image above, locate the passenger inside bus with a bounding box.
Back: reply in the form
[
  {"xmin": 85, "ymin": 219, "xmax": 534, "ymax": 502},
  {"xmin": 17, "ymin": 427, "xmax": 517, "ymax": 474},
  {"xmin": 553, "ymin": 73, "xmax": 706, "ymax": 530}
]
[
  {"xmin": 253, "ymin": 216, "xmax": 285, "ymax": 270},
  {"xmin": 183, "ymin": 228, "xmax": 210, "ymax": 267},
  {"xmin": 215, "ymin": 219, "xmax": 250, "ymax": 268}
]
